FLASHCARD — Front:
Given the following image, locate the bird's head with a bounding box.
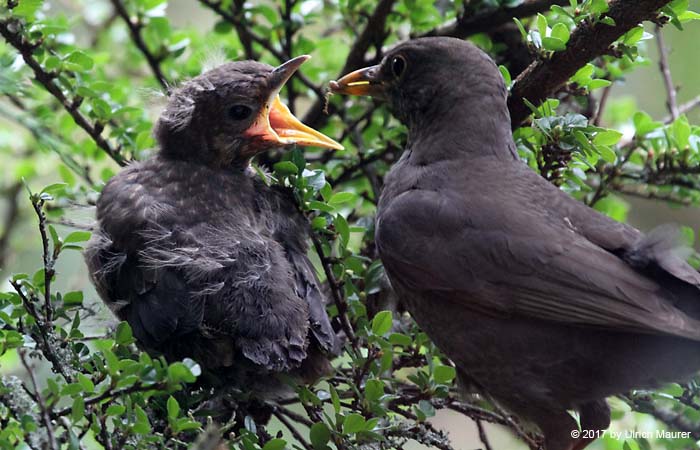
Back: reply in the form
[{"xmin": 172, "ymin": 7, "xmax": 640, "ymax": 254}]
[
  {"xmin": 329, "ymin": 37, "xmax": 509, "ymax": 131},
  {"xmin": 156, "ymin": 56, "xmax": 342, "ymax": 168}
]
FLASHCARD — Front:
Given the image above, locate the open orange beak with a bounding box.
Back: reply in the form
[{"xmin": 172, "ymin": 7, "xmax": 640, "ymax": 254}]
[{"xmin": 246, "ymin": 55, "xmax": 343, "ymax": 150}]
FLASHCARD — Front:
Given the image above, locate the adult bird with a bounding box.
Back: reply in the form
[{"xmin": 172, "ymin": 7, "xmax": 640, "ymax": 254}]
[
  {"xmin": 85, "ymin": 56, "xmax": 342, "ymax": 392},
  {"xmin": 330, "ymin": 37, "xmax": 700, "ymax": 450}
]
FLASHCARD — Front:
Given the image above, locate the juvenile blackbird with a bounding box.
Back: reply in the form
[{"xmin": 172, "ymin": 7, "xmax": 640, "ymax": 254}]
[
  {"xmin": 330, "ymin": 37, "xmax": 700, "ymax": 450},
  {"xmin": 85, "ymin": 56, "xmax": 342, "ymax": 391}
]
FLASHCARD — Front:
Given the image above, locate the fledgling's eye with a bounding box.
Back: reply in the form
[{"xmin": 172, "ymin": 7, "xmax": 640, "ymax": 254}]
[
  {"xmin": 391, "ymin": 55, "xmax": 406, "ymax": 79},
  {"xmin": 228, "ymin": 104, "xmax": 253, "ymax": 120}
]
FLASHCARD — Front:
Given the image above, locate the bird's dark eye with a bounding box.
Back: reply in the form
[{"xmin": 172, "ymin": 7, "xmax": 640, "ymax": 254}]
[
  {"xmin": 228, "ymin": 104, "xmax": 253, "ymax": 120},
  {"xmin": 391, "ymin": 55, "xmax": 406, "ymax": 79}
]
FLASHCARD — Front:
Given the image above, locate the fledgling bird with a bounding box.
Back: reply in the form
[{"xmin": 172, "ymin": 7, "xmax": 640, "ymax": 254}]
[
  {"xmin": 85, "ymin": 56, "xmax": 342, "ymax": 391},
  {"xmin": 330, "ymin": 37, "xmax": 700, "ymax": 450}
]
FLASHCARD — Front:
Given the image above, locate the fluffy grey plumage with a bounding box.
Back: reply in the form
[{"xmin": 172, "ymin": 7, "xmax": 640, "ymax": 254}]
[
  {"xmin": 85, "ymin": 58, "xmax": 340, "ymax": 392},
  {"xmin": 331, "ymin": 37, "xmax": 700, "ymax": 450}
]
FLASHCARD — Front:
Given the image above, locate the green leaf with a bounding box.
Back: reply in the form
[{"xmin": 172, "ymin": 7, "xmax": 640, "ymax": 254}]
[
  {"xmin": 273, "ymin": 161, "xmax": 299, "ymax": 176},
  {"xmin": 106, "ymin": 404, "xmax": 125, "ymax": 416},
  {"xmin": 590, "ymin": 0, "xmax": 609, "ymax": 14},
  {"xmin": 587, "ymin": 79, "xmax": 611, "ymax": 90},
  {"xmin": 343, "ymin": 413, "xmax": 366, "ymax": 434},
  {"xmin": 551, "ymin": 23, "xmax": 570, "ymax": 43},
  {"xmin": 132, "ymin": 406, "xmax": 151, "ymax": 434},
  {"xmin": 389, "ymin": 332, "xmax": 412, "ymax": 346},
  {"xmin": 64, "ymin": 231, "xmax": 91, "ymax": 244},
  {"xmin": 334, "ymin": 214, "xmax": 350, "ymax": 249},
  {"xmin": 64, "ymin": 51, "xmax": 94, "ymax": 72},
  {"xmin": 77, "ymin": 374, "xmax": 94, "ymax": 393},
  {"xmin": 571, "ymin": 64, "xmax": 594, "ymax": 85},
  {"xmin": 41, "ymin": 183, "xmax": 67, "ymax": 197},
  {"xmin": 371, "ymin": 310, "xmax": 393, "ymax": 336},
  {"xmin": 364, "ymin": 379, "xmax": 384, "ymax": 401},
  {"xmin": 63, "ymin": 291, "xmax": 83, "ymax": 307},
  {"xmin": 434, "ymin": 365, "xmax": 456, "ymax": 384},
  {"xmin": 309, "ymin": 422, "xmax": 331, "ymax": 449},
  {"xmin": 513, "ymin": 18, "xmax": 527, "ymax": 40},
  {"xmin": 115, "ymin": 322, "xmax": 134, "ymax": 345},
  {"xmin": 672, "ymin": 115, "xmax": 691, "ymax": 148},
  {"xmin": 328, "ymin": 191, "xmax": 357, "ymax": 207},
  {"xmin": 622, "ymin": 26, "xmax": 644, "ymax": 45},
  {"xmin": 262, "ymin": 439, "xmax": 287, "ymax": 450},
  {"xmin": 12, "ymin": 0, "xmax": 43, "ymax": 19},
  {"xmin": 633, "ymin": 112, "xmax": 663, "ymax": 135},
  {"xmin": 537, "ymin": 13, "xmax": 548, "ymax": 39},
  {"xmin": 596, "ymin": 145, "xmax": 617, "ymax": 163},
  {"xmin": 417, "ymin": 400, "xmax": 436, "ymax": 418},
  {"xmin": 593, "ymin": 130, "xmax": 623, "ymax": 146},
  {"xmin": 167, "ymin": 361, "xmax": 198, "ymax": 383},
  {"xmin": 498, "ymin": 65, "xmax": 511, "ymax": 87},
  {"xmin": 167, "ymin": 396, "xmax": 180, "ymax": 420},
  {"xmin": 542, "ymin": 37, "xmax": 566, "ymax": 51},
  {"xmin": 679, "ymin": 10, "xmax": 700, "ymax": 21},
  {"xmin": 71, "ymin": 396, "xmax": 85, "ymax": 422}
]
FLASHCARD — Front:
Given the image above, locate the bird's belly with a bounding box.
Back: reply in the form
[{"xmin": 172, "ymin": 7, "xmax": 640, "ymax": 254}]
[{"xmin": 393, "ymin": 282, "xmax": 700, "ymax": 411}]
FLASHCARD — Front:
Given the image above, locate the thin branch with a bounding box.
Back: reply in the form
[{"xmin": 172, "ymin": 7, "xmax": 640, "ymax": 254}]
[
  {"xmin": 0, "ymin": 19, "xmax": 125, "ymax": 165},
  {"xmin": 310, "ymin": 233, "xmax": 358, "ymax": 349},
  {"xmin": 655, "ymin": 25, "xmax": 679, "ymax": 120},
  {"xmin": 421, "ymin": 0, "xmax": 568, "ymax": 39},
  {"xmin": 272, "ymin": 409, "xmax": 313, "ymax": 450},
  {"xmin": 30, "ymin": 197, "xmax": 56, "ymax": 323},
  {"xmin": 10, "ymin": 280, "xmax": 72, "ymax": 381},
  {"xmin": 19, "ymin": 349, "xmax": 59, "ymax": 450},
  {"xmin": 475, "ymin": 420, "xmax": 493, "ymax": 450},
  {"xmin": 53, "ymin": 382, "xmax": 168, "ymax": 417},
  {"xmin": 592, "ymin": 84, "xmax": 612, "ymax": 126},
  {"xmin": 677, "ymin": 94, "xmax": 700, "ymax": 117},
  {"xmin": 508, "ymin": 0, "xmax": 674, "ymax": 128},
  {"xmin": 110, "ymin": 0, "xmax": 168, "ymax": 89}
]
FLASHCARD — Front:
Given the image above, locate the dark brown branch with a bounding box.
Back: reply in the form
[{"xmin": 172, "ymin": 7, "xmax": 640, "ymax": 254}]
[
  {"xmin": 110, "ymin": 0, "xmax": 168, "ymax": 89},
  {"xmin": 31, "ymin": 198, "xmax": 56, "ymax": 323},
  {"xmin": 508, "ymin": 0, "xmax": 674, "ymax": 128},
  {"xmin": 0, "ymin": 19, "xmax": 125, "ymax": 165},
  {"xmin": 421, "ymin": 0, "xmax": 567, "ymax": 39},
  {"xmin": 655, "ymin": 25, "xmax": 679, "ymax": 120},
  {"xmin": 592, "ymin": 85, "xmax": 612, "ymax": 126},
  {"xmin": 311, "ymin": 233, "xmax": 358, "ymax": 349},
  {"xmin": 303, "ymin": 0, "xmax": 396, "ymax": 128},
  {"xmin": 53, "ymin": 382, "xmax": 168, "ymax": 417},
  {"xmin": 272, "ymin": 409, "xmax": 312, "ymax": 450},
  {"xmin": 475, "ymin": 420, "xmax": 493, "ymax": 450}
]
